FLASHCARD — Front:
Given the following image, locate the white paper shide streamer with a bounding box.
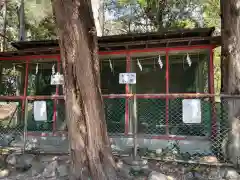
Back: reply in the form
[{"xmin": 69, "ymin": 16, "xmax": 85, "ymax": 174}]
[
  {"xmin": 158, "ymin": 55, "xmax": 163, "ymax": 69},
  {"xmin": 186, "ymin": 53, "xmax": 192, "ymax": 67},
  {"xmin": 109, "ymin": 59, "xmax": 113, "ymax": 72},
  {"xmin": 137, "ymin": 59, "xmax": 142, "ymax": 71},
  {"xmin": 52, "ymin": 64, "xmax": 55, "ymax": 75},
  {"xmin": 35, "ymin": 63, "xmax": 39, "ymax": 74},
  {"xmin": 13, "ymin": 64, "xmax": 16, "ymax": 74}
]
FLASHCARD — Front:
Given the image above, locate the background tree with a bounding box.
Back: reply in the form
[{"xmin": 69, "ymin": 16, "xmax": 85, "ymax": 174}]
[
  {"xmin": 103, "ymin": 0, "xmax": 205, "ymax": 35},
  {"xmin": 221, "ymin": 0, "xmax": 240, "ymax": 166},
  {"xmin": 51, "ymin": 1, "xmax": 118, "ymax": 179},
  {"xmin": 202, "ymin": 0, "xmax": 221, "ymax": 94}
]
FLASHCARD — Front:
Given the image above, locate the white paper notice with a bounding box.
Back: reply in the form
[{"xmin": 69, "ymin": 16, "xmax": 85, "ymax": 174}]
[
  {"xmin": 51, "ymin": 73, "xmax": 64, "ymax": 85},
  {"xmin": 119, "ymin": 73, "xmax": 136, "ymax": 84},
  {"xmin": 182, "ymin": 99, "xmax": 201, "ymax": 124},
  {"xmin": 34, "ymin": 101, "xmax": 47, "ymax": 121}
]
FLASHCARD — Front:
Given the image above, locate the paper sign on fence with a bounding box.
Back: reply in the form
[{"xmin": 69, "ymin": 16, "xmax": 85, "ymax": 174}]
[
  {"xmin": 51, "ymin": 73, "xmax": 64, "ymax": 85},
  {"xmin": 119, "ymin": 73, "xmax": 136, "ymax": 84},
  {"xmin": 182, "ymin": 99, "xmax": 201, "ymax": 124},
  {"xmin": 34, "ymin": 101, "xmax": 47, "ymax": 121}
]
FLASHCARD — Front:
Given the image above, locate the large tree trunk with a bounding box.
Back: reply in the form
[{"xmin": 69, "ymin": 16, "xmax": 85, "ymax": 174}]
[
  {"xmin": 0, "ymin": 0, "xmax": 5, "ymax": 10},
  {"xmin": 2, "ymin": 0, "xmax": 7, "ymax": 51},
  {"xmin": 52, "ymin": 1, "xmax": 118, "ymax": 179},
  {"xmin": 221, "ymin": 0, "xmax": 240, "ymax": 166},
  {"xmin": 19, "ymin": 0, "xmax": 25, "ymax": 41},
  {"xmin": 91, "ymin": 0, "xmax": 103, "ymax": 36}
]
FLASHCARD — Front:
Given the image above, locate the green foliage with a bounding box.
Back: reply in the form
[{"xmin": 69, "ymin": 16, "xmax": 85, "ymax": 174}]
[
  {"xmin": 1, "ymin": 0, "xmax": 221, "ymax": 43},
  {"xmin": 169, "ymin": 19, "xmax": 197, "ymax": 29},
  {"xmin": 109, "ymin": 0, "xmax": 220, "ymax": 33},
  {"xmin": 202, "ymin": 0, "xmax": 221, "ymax": 93},
  {"xmin": 202, "ymin": 0, "xmax": 220, "ymax": 28},
  {"xmin": 0, "ymin": 0, "xmax": 55, "ymax": 49},
  {"xmin": 24, "ymin": 0, "xmax": 56, "ymax": 40},
  {"xmin": 26, "ymin": 15, "xmax": 56, "ymax": 40},
  {"xmin": 110, "ymin": 0, "xmax": 204, "ymax": 32}
]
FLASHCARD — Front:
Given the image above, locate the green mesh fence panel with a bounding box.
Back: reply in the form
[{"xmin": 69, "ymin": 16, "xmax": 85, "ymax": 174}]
[
  {"xmin": 104, "ymin": 98, "xmax": 125, "ymax": 134},
  {"xmin": 137, "ymin": 98, "xmax": 166, "ymax": 134},
  {"xmin": 169, "ymin": 98, "xmax": 211, "ymax": 136},
  {"xmin": 0, "ymin": 100, "xmax": 24, "ymax": 133},
  {"xmin": 56, "ymin": 99, "xmax": 66, "ymax": 131}
]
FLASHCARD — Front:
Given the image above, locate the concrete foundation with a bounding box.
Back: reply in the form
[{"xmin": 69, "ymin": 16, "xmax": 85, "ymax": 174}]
[{"xmin": 9, "ymin": 132, "xmax": 212, "ymax": 155}]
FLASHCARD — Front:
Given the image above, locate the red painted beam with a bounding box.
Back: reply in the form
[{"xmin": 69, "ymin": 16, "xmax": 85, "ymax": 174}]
[{"xmin": 0, "ymin": 45, "xmax": 214, "ymax": 60}]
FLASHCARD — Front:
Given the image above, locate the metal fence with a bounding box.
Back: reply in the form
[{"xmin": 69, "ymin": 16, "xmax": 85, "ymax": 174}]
[
  {"xmin": 0, "ymin": 94, "xmax": 237, "ymax": 166},
  {"xmin": 104, "ymin": 94, "xmax": 233, "ymax": 165},
  {"xmin": 0, "ymin": 98, "xmax": 24, "ymax": 154}
]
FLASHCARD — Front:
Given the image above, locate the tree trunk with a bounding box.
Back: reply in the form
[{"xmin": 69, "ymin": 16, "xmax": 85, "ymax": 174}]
[
  {"xmin": 52, "ymin": 1, "xmax": 118, "ymax": 179},
  {"xmin": 19, "ymin": 0, "xmax": 25, "ymax": 41},
  {"xmin": 0, "ymin": 0, "xmax": 5, "ymax": 10},
  {"xmin": 220, "ymin": 0, "xmax": 226, "ymax": 93},
  {"xmin": 0, "ymin": 0, "xmax": 6, "ymax": 51},
  {"xmin": 221, "ymin": 0, "xmax": 240, "ymax": 166},
  {"xmin": 2, "ymin": 0, "xmax": 7, "ymax": 51},
  {"xmin": 91, "ymin": 0, "xmax": 103, "ymax": 36}
]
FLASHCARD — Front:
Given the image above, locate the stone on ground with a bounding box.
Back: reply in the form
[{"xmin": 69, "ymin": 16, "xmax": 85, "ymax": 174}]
[
  {"xmin": 148, "ymin": 171, "xmax": 168, "ymax": 180},
  {"xmin": 0, "ymin": 169, "xmax": 9, "ymax": 178},
  {"xmin": 6, "ymin": 154, "xmax": 33, "ymax": 172},
  {"xmin": 42, "ymin": 160, "xmax": 58, "ymax": 178},
  {"xmin": 223, "ymin": 167, "xmax": 240, "ymax": 180},
  {"xmin": 57, "ymin": 164, "xmax": 69, "ymax": 177}
]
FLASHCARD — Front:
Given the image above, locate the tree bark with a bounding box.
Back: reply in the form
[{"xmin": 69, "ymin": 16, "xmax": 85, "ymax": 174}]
[
  {"xmin": 91, "ymin": 0, "xmax": 103, "ymax": 36},
  {"xmin": 2, "ymin": 0, "xmax": 7, "ymax": 51},
  {"xmin": 19, "ymin": 0, "xmax": 25, "ymax": 41},
  {"xmin": 221, "ymin": 0, "xmax": 240, "ymax": 166},
  {"xmin": 52, "ymin": 1, "xmax": 118, "ymax": 179},
  {"xmin": 0, "ymin": 0, "xmax": 6, "ymax": 50},
  {"xmin": 0, "ymin": 0, "xmax": 5, "ymax": 10}
]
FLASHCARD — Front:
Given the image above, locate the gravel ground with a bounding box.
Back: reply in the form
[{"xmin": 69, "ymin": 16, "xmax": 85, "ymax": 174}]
[{"xmin": 0, "ymin": 153, "xmax": 238, "ymax": 180}]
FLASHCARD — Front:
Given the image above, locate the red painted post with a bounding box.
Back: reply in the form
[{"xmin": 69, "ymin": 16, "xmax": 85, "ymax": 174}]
[
  {"xmin": 125, "ymin": 53, "xmax": 131, "ymax": 135},
  {"xmin": 165, "ymin": 50, "xmax": 169, "ymax": 135},
  {"xmin": 21, "ymin": 58, "xmax": 29, "ymax": 126}
]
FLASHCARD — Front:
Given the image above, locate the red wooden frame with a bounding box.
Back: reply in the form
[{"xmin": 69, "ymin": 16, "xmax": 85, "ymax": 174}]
[
  {"xmin": 165, "ymin": 51, "xmax": 169, "ymax": 135},
  {"xmin": 0, "ymin": 45, "xmax": 216, "ymax": 139}
]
